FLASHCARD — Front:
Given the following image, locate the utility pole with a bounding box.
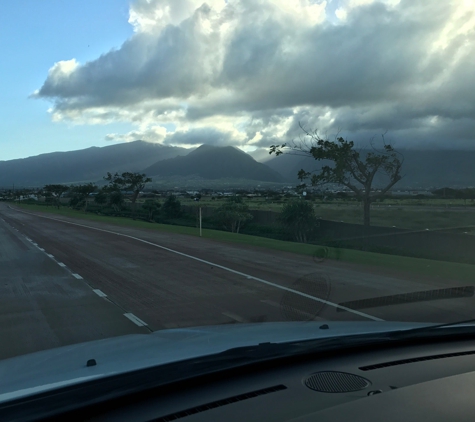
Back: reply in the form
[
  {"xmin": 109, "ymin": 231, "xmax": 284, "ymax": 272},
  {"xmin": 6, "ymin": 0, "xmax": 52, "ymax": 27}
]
[{"xmin": 199, "ymin": 207, "xmax": 202, "ymax": 237}]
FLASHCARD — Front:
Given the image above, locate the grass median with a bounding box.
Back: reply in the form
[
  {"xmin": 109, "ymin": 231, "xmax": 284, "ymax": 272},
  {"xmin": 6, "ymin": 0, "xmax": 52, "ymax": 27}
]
[{"xmin": 12, "ymin": 202, "xmax": 475, "ymax": 283}]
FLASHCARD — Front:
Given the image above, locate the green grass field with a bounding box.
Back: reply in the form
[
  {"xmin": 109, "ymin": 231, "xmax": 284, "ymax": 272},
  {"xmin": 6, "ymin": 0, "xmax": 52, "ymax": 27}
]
[
  {"xmin": 175, "ymin": 196, "xmax": 475, "ymax": 209},
  {"xmin": 172, "ymin": 197, "xmax": 475, "ymax": 232},
  {"xmin": 13, "ymin": 202, "xmax": 475, "ymax": 284}
]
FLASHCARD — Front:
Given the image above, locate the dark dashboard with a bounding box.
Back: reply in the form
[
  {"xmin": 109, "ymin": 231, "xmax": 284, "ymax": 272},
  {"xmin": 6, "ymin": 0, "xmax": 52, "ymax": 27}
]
[{"xmin": 71, "ymin": 338, "xmax": 475, "ymax": 422}]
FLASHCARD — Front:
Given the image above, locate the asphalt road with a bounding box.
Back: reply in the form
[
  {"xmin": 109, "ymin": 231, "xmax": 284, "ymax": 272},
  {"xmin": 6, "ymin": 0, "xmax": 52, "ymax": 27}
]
[{"xmin": 1, "ymin": 203, "xmax": 475, "ymax": 360}]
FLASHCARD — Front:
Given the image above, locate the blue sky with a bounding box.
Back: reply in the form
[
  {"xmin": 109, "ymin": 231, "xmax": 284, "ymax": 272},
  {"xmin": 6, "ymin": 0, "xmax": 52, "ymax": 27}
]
[
  {"xmin": 2, "ymin": 0, "xmax": 474, "ymax": 161},
  {"xmin": 0, "ymin": 0, "xmax": 134, "ymax": 160}
]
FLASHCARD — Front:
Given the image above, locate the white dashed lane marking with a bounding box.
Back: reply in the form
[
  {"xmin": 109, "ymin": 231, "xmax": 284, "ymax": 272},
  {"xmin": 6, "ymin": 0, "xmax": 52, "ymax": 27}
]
[
  {"xmin": 2, "ymin": 211, "xmax": 147, "ymax": 327},
  {"xmin": 124, "ymin": 313, "xmax": 147, "ymax": 327},
  {"xmin": 93, "ymin": 289, "xmax": 107, "ymax": 298}
]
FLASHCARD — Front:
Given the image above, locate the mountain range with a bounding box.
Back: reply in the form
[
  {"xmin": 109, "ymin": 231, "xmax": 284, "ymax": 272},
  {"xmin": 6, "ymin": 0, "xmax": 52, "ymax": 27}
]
[
  {"xmin": 0, "ymin": 141, "xmax": 186, "ymax": 188},
  {"xmin": 265, "ymin": 150, "xmax": 475, "ymax": 188},
  {"xmin": 2, "ymin": 140, "xmax": 475, "ymax": 188},
  {"xmin": 144, "ymin": 145, "xmax": 282, "ymax": 183},
  {"xmin": 0, "ymin": 141, "xmax": 282, "ymax": 188}
]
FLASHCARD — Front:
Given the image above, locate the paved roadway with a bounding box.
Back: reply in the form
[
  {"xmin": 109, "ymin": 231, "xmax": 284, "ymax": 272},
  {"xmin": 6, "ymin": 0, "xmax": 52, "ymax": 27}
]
[{"xmin": 1, "ymin": 203, "xmax": 475, "ymax": 360}]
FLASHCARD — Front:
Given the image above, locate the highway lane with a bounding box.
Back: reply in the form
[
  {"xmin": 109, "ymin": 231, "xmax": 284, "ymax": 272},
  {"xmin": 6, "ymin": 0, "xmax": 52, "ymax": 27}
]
[
  {"xmin": 1, "ymin": 203, "xmax": 475, "ymax": 359},
  {"xmin": 0, "ymin": 212, "xmax": 149, "ymax": 360}
]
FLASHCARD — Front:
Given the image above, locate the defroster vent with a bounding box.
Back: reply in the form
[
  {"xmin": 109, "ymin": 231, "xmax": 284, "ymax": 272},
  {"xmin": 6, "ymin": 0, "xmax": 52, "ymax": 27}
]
[
  {"xmin": 360, "ymin": 350, "xmax": 475, "ymax": 371},
  {"xmin": 153, "ymin": 385, "xmax": 287, "ymax": 421}
]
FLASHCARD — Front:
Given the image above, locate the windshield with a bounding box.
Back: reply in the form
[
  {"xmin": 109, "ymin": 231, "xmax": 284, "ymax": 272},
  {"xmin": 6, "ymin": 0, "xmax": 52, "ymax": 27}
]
[{"xmin": 1, "ymin": 0, "xmax": 475, "ymax": 375}]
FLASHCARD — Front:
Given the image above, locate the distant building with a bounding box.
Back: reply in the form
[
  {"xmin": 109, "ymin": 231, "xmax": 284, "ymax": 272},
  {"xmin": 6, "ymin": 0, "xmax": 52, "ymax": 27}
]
[
  {"xmin": 19, "ymin": 194, "xmax": 38, "ymax": 201},
  {"xmin": 391, "ymin": 190, "xmax": 434, "ymax": 197}
]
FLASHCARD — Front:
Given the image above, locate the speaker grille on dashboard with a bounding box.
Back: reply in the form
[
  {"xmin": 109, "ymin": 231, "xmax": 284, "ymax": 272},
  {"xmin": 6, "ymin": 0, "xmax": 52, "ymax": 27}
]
[{"xmin": 304, "ymin": 371, "xmax": 371, "ymax": 393}]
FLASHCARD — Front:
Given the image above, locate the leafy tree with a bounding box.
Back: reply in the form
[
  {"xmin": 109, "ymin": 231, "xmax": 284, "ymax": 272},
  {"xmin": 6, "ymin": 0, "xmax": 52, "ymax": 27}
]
[
  {"xmin": 270, "ymin": 126, "xmax": 403, "ymax": 229},
  {"xmin": 279, "ymin": 200, "xmax": 318, "ymax": 243},
  {"xmin": 161, "ymin": 195, "xmax": 182, "ymax": 219},
  {"xmin": 104, "ymin": 172, "xmax": 152, "ymax": 219},
  {"xmin": 432, "ymin": 187, "xmax": 458, "ymax": 198},
  {"xmin": 142, "ymin": 199, "xmax": 161, "ymax": 221},
  {"xmin": 42, "ymin": 184, "xmax": 69, "ymax": 209},
  {"xmin": 432, "ymin": 187, "xmax": 475, "ymax": 204},
  {"xmin": 214, "ymin": 197, "xmax": 253, "ymax": 233},
  {"xmin": 69, "ymin": 183, "xmax": 96, "ymax": 210},
  {"xmin": 94, "ymin": 189, "xmax": 108, "ymax": 207},
  {"xmin": 460, "ymin": 189, "xmax": 475, "ymax": 204},
  {"xmin": 227, "ymin": 195, "xmax": 244, "ymax": 203},
  {"xmin": 458, "ymin": 188, "xmax": 473, "ymax": 204},
  {"xmin": 12, "ymin": 188, "xmax": 34, "ymax": 203},
  {"xmin": 108, "ymin": 190, "xmax": 124, "ymax": 212}
]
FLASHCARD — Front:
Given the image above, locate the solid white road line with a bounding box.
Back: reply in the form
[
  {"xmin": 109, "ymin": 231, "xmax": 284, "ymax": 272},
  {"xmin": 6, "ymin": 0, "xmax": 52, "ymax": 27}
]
[
  {"xmin": 124, "ymin": 313, "xmax": 147, "ymax": 327},
  {"xmin": 72, "ymin": 273, "xmax": 83, "ymax": 279},
  {"xmin": 93, "ymin": 289, "xmax": 107, "ymax": 298},
  {"xmin": 11, "ymin": 207, "xmax": 384, "ymax": 322}
]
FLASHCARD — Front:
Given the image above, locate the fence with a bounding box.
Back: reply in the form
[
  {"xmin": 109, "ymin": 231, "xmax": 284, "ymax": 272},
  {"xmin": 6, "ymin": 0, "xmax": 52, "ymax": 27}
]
[{"xmin": 181, "ymin": 205, "xmax": 475, "ymax": 265}]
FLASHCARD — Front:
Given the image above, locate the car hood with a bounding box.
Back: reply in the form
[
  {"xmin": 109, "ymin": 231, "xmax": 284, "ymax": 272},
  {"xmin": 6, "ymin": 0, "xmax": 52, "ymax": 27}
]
[{"xmin": 0, "ymin": 321, "xmax": 430, "ymax": 402}]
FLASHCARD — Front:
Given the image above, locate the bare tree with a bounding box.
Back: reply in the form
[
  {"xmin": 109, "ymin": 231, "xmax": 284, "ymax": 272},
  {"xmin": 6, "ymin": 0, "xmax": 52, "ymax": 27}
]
[{"xmin": 270, "ymin": 125, "xmax": 403, "ymax": 229}]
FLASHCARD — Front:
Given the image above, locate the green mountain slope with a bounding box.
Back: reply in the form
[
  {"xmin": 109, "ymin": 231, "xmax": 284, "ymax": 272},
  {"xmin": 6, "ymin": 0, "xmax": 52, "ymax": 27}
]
[
  {"xmin": 144, "ymin": 145, "xmax": 283, "ymax": 182},
  {"xmin": 0, "ymin": 141, "xmax": 187, "ymax": 187}
]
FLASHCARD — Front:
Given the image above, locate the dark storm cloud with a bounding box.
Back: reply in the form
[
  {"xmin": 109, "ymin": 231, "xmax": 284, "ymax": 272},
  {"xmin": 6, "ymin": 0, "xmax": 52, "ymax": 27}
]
[{"xmin": 34, "ymin": 0, "xmax": 475, "ymax": 149}]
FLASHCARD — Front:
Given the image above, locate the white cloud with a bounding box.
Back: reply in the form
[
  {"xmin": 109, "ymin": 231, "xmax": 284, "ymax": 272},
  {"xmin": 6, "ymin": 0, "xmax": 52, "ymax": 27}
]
[
  {"xmin": 106, "ymin": 125, "xmax": 167, "ymax": 143},
  {"xmin": 47, "ymin": 59, "xmax": 79, "ymax": 78},
  {"xmin": 335, "ymin": 8, "xmax": 347, "ymax": 20},
  {"xmin": 34, "ymin": 0, "xmax": 475, "ymax": 150},
  {"xmin": 128, "ymin": 0, "xmax": 227, "ymax": 33}
]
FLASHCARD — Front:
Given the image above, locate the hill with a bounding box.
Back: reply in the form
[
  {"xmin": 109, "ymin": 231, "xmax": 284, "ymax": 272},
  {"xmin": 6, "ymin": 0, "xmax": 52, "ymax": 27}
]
[
  {"xmin": 266, "ymin": 149, "xmax": 475, "ymax": 188},
  {"xmin": 144, "ymin": 145, "xmax": 283, "ymax": 182},
  {"xmin": 0, "ymin": 141, "xmax": 187, "ymax": 188}
]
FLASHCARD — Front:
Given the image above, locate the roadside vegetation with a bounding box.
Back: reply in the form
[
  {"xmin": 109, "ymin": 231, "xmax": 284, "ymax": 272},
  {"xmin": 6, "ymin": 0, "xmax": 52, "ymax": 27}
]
[
  {"xmin": 7, "ymin": 183, "xmax": 475, "ymax": 231},
  {"xmin": 4, "ymin": 165, "xmax": 475, "ymax": 267},
  {"xmin": 12, "ymin": 202, "xmax": 475, "ymax": 285}
]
